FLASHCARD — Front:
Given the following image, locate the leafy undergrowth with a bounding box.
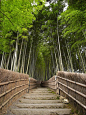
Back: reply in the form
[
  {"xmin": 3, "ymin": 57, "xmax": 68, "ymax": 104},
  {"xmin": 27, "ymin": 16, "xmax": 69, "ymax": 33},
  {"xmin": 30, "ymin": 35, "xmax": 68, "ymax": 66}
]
[
  {"xmin": 48, "ymin": 89, "xmax": 60, "ymax": 100},
  {"xmin": 56, "ymin": 96, "xmax": 60, "ymax": 100},
  {"xmin": 66, "ymin": 103, "xmax": 81, "ymax": 115},
  {"xmin": 48, "ymin": 89, "xmax": 56, "ymax": 94}
]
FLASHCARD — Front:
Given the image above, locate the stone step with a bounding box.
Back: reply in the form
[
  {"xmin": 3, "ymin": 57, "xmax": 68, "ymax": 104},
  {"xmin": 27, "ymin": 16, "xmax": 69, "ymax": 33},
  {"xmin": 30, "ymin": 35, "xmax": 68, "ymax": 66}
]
[
  {"xmin": 23, "ymin": 94, "xmax": 57, "ymax": 97},
  {"xmin": 15, "ymin": 103, "xmax": 65, "ymax": 109},
  {"xmin": 5, "ymin": 88, "xmax": 71, "ymax": 115},
  {"xmin": 33, "ymin": 89, "xmax": 50, "ymax": 92},
  {"xmin": 35, "ymin": 88, "xmax": 49, "ymax": 90},
  {"xmin": 18, "ymin": 99, "xmax": 63, "ymax": 104},
  {"xmin": 34, "ymin": 88, "xmax": 49, "ymax": 90},
  {"xmin": 30, "ymin": 91, "xmax": 52, "ymax": 93},
  {"xmin": 27, "ymin": 93, "xmax": 55, "ymax": 95},
  {"xmin": 23, "ymin": 95, "xmax": 57, "ymax": 100},
  {"xmin": 10, "ymin": 108, "xmax": 71, "ymax": 115},
  {"xmin": 30, "ymin": 89, "xmax": 51, "ymax": 92}
]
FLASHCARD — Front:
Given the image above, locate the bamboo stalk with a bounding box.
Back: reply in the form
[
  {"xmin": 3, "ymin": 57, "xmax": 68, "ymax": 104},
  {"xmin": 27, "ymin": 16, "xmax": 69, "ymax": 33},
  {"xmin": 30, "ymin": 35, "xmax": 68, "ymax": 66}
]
[
  {"xmin": 17, "ymin": 39, "xmax": 23, "ymax": 72},
  {"xmin": 57, "ymin": 16, "xmax": 63, "ymax": 71},
  {"xmin": 66, "ymin": 42, "xmax": 74, "ymax": 72},
  {"xmin": 0, "ymin": 52, "xmax": 5, "ymax": 68},
  {"xmin": 13, "ymin": 32, "xmax": 18, "ymax": 72},
  {"xmin": 6, "ymin": 51, "xmax": 11, "ymax": 70},
  {"xmin": 26, "ymin": 38, "xmax": 33, "ymax": 74}
]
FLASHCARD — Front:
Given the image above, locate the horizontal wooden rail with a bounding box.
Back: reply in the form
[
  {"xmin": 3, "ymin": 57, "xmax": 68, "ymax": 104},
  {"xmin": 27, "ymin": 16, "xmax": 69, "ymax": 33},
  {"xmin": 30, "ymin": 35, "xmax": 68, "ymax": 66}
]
[
  {"xmin": 58, "ymin": 81, "xmax": 86, "ymax": 99},
  {"xmin": 0, "ymin": 87, "xmax": 28, "ymax": 109},
  {"xmin": 0, "ymin": 79, "xmax": 28, "ymax": 86},
  {"xmin": 0, "ymin": 69, "xmax": 31, "ymax": 115},
  {"xmin": 0, "ymin": 76, "xmax": 39, "ymax": 115},
  {"xmin": 47, "ymin": 80, "xmax": 56, "ymax": 83},
  {"xmin": 56, "ymin": 75, "xmax": 86, "ymax": 110},
  {"xmin": 42, "ymin": 77, "xmax": 56, "ymax": 90},
  {"xmin": 42, "ymin": 72, "xmax": 86, "ymax": 114},
  {"xmin": 48, "ymin": 84, "xmax": 56, "ymax": 86},
  {"xmin": 59, "ymin": 87, "xmax": 86, "ymax": 109},
  {"xmin": 57, "ymin": 76, "xmax": 86, "ymax": 87},
  {"xmin": 0, "ymin": 83, "xmax": 28, "ymax": 98}
]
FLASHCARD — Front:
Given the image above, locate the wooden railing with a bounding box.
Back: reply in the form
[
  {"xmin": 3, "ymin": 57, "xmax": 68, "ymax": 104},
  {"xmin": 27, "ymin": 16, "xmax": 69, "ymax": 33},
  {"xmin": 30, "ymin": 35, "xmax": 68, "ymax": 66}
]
[
  {"xmin": 0, "ymin": 79, "xmax": 28, "ymax": 114},
  {"xmin": 42, "ymin": 71, "xmax": 86, "ymax": 115},
  {"xmin": 41, "ymin": 76, "xmax": 56, "ymax": 90},
  {"xmin": 0, "ymin": 69, "xmax": 40, "ymax": 115},
  {"xmin": 0, "ymin": 68, "xmax": 85, "ymax": 114},
  {"xmin": 28, "ymin": 78, "xmax": 41, "ymax": 92},
  {"xmin": 56, "ymin": 76, "xmax": 86, "ymax": 109}
]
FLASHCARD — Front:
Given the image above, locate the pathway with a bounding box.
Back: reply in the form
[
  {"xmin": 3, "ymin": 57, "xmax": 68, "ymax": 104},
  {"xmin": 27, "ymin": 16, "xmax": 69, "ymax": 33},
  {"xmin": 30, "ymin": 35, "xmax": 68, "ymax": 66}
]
[{"xmin": 6, "ymin": 88, "xmax": 71, "ymax": 115}]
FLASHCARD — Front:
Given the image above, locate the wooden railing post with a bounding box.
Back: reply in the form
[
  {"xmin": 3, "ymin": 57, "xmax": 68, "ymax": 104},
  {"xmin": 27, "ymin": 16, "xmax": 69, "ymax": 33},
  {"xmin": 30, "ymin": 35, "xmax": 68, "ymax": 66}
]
[
  {"xmin": 11, "ymin": 81, "xmax": 13, "ymax": 105},
  {"xmin": 74, "ymin": 81, "xmax": 76, "ymax": 100},
  {"xmin": 55, "ymin": 76, "xmax": 56, "ymax": 92},
  {"xmin": 28, "ymin": 78, "xmax": 30, "ymax": 93},
  {"xmin": 58, "ymin": 81, "xmax": 60, "ymax": 95},
  {"xmin": 66, "ymin": 77, "xmax": 69, "ymax": 94},
  {"xmin": 56, "ymin": 76, "xmax": 60, "ymax": 95}
]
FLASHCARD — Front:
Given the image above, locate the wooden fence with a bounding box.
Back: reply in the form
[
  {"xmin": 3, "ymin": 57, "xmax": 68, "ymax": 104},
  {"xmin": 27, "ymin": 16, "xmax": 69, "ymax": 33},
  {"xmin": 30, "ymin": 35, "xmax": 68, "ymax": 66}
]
[
  {"xmin": 42, "ymin": 71, "xmax": 86, "ymax": 115},
  {"xmin": 29, "ymin": 78, "xmax": 41, "ymax": 91},
  {"xmin": 0, "ymin": 69, "xmax": 40, "ymax": 115},
  {"xmin": 41, "ymin": 76, "xmax": 56, "ymax": 90}
]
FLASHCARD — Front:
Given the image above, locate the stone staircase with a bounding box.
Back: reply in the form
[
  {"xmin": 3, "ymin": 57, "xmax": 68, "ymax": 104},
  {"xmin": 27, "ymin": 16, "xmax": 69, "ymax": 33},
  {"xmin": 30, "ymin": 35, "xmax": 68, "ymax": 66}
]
[{"xmin": 6, "ymin": 88, "xmax": 71, "ymax": 115}]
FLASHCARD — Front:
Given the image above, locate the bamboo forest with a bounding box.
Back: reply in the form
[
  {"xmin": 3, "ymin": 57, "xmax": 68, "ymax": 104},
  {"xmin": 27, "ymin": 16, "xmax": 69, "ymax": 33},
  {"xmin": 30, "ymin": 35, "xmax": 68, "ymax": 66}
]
[{"xmin": 0, "ymin": 0, "xmax": 86, "ymax": 81}]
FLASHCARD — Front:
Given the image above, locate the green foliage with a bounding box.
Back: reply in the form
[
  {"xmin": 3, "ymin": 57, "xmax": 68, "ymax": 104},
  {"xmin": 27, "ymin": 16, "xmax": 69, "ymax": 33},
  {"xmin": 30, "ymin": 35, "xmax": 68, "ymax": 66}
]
[
  {"xmin": 1, "ymin": 0, "xmax": 85, "ymax": 77},
  {"xmin": 59, "ymin": 0, "xmax": 86, "ymax": 54},
  {"xmin": 21, "ymin": 28, "xmax": 28, "ymax": 34},
  {"xmin": 22, "ymin": 36, "xmax": 28, "ymax": 40},
  {"xmin": 68, "ymin": 0, "xmax": 86, "ymax": 11},
  {"xmin": 10, "ymin": 40, "xmax": 15, "ymax": 45},
  {"xmin": 18, "ymin": 34, "xmax": 22, "ymax": 38},
  {"xmin": 71, "ymin": 39, "xmax": 86, "ymax": 51},
  {"xmin": 1, "ymin": 0, "xmax": 45, "ymax": 53},
  {"xmin": 5, "ymin": 32, "xmax": 13, "ymax": 38},
  {"xmin": 59, "ymin": 8, "xmax": 86, "ymax": 36},
  {"xmin": 56, "ymin": 96, "xmax": 60, "ymax": 100}
]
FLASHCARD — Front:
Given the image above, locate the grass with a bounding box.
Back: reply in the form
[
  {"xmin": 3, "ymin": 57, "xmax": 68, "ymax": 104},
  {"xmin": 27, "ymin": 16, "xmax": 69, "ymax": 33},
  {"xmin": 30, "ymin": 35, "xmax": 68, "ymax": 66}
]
[
  {"xmin": 56, "ymin": 96, "xmax": 60, "ymax": 100},
  {"xmin": 66, "ymin": 103, "xmax": 81, "ymax": 115},
  {"xmin": 48, "ymin": 89, "xmax": 51, "ymax": 91},
  {"xmin": 48, "ymin": 89, "xmax": 56, "ymax": 94},
  {"xmin": 51, "ymin": 91, "xmax": 56, "ymax": 94},
  {"xmin": 19, "ymin": 100, "xmax": 21, "ymax": 102}
]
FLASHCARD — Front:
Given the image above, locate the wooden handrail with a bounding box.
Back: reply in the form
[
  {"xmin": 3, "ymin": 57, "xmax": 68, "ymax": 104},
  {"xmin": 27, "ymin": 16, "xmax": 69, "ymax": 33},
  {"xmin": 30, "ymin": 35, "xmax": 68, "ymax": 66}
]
[
  {"xmin": 0, "ymin": 79, "xmax": 28, "ymax": 86},
  {"xmin": 58, "ymin": 81, "xmax": 86, "ymax": 98},
  {"xmin": 56, "ymin": 75, "xmax": 86, "ymax": 110},
  {"xmin": 0, "ymin": 87, "xmax": 28, "ymax": 109},
  {"xmin": 59, "ymin": 87, "xmax": 86, "ymax": 109},
  {"xmin": 0, "ymin": 83, "xmax": 28, "ymax": 98},
  {"xmin": 57, "ymin": 76, "xmax": 86, "ymax": 87}
]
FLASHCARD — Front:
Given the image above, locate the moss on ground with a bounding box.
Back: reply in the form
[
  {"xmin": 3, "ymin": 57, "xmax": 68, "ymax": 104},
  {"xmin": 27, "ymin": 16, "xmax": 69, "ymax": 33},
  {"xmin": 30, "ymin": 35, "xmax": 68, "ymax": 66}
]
[
  {"xmin": 66, "ymin": 103, "xmax": 81, "ymax": 115},
  {"xmin": 48, "ymin": 89, "xmax": 56, "ymax": 94}
]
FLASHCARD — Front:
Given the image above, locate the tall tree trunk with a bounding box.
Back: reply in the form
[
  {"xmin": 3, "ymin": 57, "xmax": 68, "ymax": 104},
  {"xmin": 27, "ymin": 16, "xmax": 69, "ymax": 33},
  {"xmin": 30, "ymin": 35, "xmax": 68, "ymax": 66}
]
[
  {"xmin": 0, "ymin": 52, "xmax": 5, "ymax": 68},
  {"xmin": 78, "ymin": 46, "xmax": 85, "ymax": 73},
  {"xmin": 57, "ymin": 16, "xmax": 63, "ymax": 71},
  {"xmin": 23, "ymin": 42, "xmax": 27, "ymax": 73},
  {"xmin": 11, "ymin": 52, "xmax": 15, "ymax": 71},
  {"xmin": 20, "ymin": 42, "xmax": 27, "ymax": 73},
  {"xmin": 13, "ymin": 32, "xmax": 18, "ymax": 72},
  {"xmin": 6, "ymin": 51, "xmax": 11, "ymax": 69},
  {"xmin": 17, "ymin": 39, "xmax": 23, "ymax": 71},
  {"xmin": 62, "ymin": 48, "xmax": 68, "ymax": 71},
  {"xmin": 53, "ymin": 40, "xmax": 59, "ymax": 72},
  {"xmin": 26, "ymin": 38, "xmax": 33, "ymax": 74},
  {"xmin": 66, "ymin": 43, "xmax": 73, "ymax": 72},
  {"xmin": 51, "ymin": 50, "xmax": 55, "ymax": 75}
]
